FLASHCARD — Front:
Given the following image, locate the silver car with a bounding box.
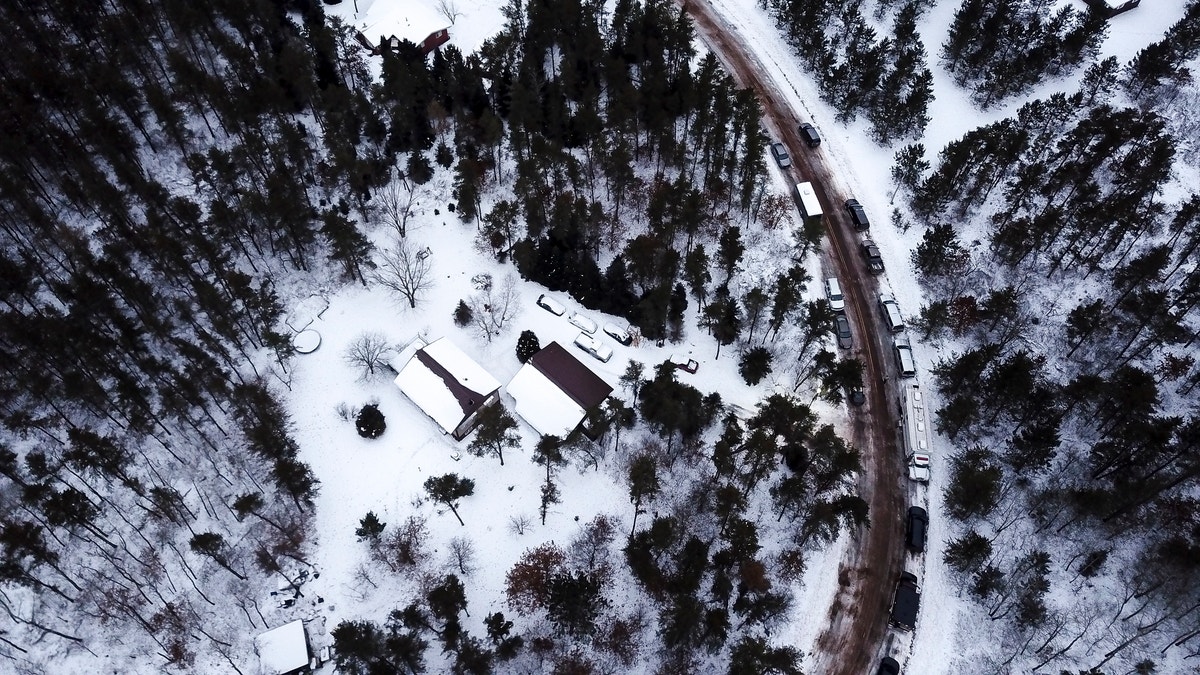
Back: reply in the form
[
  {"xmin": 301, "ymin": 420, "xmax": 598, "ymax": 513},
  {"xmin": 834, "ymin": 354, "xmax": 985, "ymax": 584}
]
[
  {"xmin": 835, "ymin": 315, "xmax": 853, "ymax": 349},
  {"xmin": 770, "ymin": 142, "xmax": 791, "ymax": 168}
]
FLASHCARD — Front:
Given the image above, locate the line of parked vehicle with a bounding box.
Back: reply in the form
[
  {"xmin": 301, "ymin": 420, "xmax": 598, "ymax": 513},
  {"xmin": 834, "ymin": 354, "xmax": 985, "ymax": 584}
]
[
  {"xmin": 536, "ymin": 293, "xmax": 701, "ymax": 374},
  {"xmin": 535, "ymin": 293, "xmax": 631, "ymax": 363}
]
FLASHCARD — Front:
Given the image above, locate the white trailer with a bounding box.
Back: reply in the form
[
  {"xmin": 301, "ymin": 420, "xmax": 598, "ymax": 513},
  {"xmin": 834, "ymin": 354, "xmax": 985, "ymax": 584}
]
[
  {"xmin": 902, "ymin": 383, "xmax": 932, "ymax": 482},
  {"xmin": 796, "ymin": 181, "xmax": 823, "ymax": 226}
]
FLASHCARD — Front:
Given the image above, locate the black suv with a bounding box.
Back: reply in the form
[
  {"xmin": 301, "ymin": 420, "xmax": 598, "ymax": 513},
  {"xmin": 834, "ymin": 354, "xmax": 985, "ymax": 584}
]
[
  {"xmin": 861, "ymin": 240, "xmax": 884, "ymax": 274},
  {"xmin": 799, "ymin": 122, "xmax": 821, "ymax": 148},
  {"xmin": 906, "ymin": 506, "xmax": 928, "ymax": 552},
  {"xmin": 845, "ymin": 198, "xmax": 870, "ymax": 231}
]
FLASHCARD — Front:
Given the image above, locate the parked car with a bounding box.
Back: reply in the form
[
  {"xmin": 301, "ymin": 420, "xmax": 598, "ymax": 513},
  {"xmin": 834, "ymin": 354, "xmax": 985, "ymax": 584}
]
[
  {"xmin": 894, "ymin": 342, "xmax": 916, "ymax": 378},
  {"xmin": 568, "ymin": 312, "xmax": 597, "ymax": 334},
  {"xmin": 835, "ymin": 315, "xmax": 853, "ymax": 349},
  {"xmin": 824, "ymin": 277, "xmax": 845, "ymax": 313},
  {"xmin": 848, "ymin": 387, "xmax": 866, "ymax": 406},
  {"xmin": 603, "ymin": 322, "xmax": 633, "ymax": 346},
  {"xmin": 536, "ymin": 293, "xmax": 566, "ymax": 316},
  {"xmin": 845, "ymin": 198, "xmax": 870, "ymax": 231},
  {"xmin": 906, "ymin": 506, "xmax": 928, "ymax": 552},
  {"xmin": 879, "ymin": 294, "xmax": 905, "ymax": 332},
  {"xmin": 861, "ymin": 240, "xmax": 884, "ymax": 274},
  {"xmin": 799, "ymin": 122, "xmax": 821, "ymax": 148},
  {"xmin": 670, "ymin": 354, "xmax": 699, "ymax": 373},
  {"xmin": 877, "ymin": 657, "xmax": 900, "ymax": 675},
  {"xmin": 769, "ymin": 142, "xmax": 791, "ymax": 168},
  {"xmin": 889, "ymin": 572, "xmax": 920, "ymax": 631},
  {"xmin": 908, "ymin": 452, "xmax": 931, "ymax": 482},
  {"xmin": 573, "ymin": 333, "xmax": 613, "ymax": 363}
]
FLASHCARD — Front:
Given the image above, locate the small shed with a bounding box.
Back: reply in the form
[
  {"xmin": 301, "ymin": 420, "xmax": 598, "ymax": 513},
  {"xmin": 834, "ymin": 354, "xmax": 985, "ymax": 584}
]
[
  {"xmin": 254, "ymin": 620, "xmax": 308, "ymax": 675},
  {"xmin": 506, "ymin": 342, "xmax": 613, "ymax": 438},
  {"xmin": 393, "ymin": 337, "xmax": 501, "ymax": 441}
]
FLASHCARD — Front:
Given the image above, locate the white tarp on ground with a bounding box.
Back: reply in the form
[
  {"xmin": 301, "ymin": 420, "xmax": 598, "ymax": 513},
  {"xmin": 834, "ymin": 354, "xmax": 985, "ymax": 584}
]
[
  {"xmin": 254, "ymin": 619, "xmax": 307, "ymax": 675},
  {"xmin": 505, "ymin": 362, "xmax": 585, "ymax": 438},
  {"xmin": 328, "ymin": 0, "xmax": 450, "ymax": 45},
  {"xmin": 394, "ymin": 337, "xmax": 500, "ymax": 436}
]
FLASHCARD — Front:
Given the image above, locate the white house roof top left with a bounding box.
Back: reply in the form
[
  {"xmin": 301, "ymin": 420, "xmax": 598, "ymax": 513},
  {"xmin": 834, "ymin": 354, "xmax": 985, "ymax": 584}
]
[{"xmin": 393, "ymin": 337, "xmax": 500, "ymax": 436}]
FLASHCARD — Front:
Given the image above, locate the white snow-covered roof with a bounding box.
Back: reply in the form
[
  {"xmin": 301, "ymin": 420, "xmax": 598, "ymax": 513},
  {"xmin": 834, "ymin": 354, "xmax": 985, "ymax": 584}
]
[
  {"xmin": 394, "ymin": 337, "xmax": 500, "ymax": 436},
  {"xmin": 254, "ymin": 620, "xmax": 307, "ymax": 675},
  {"xmin": 506, "ymin": 361, "xmax": 586, "ymax": 438},
  {"xmin": 354, "ymin": 0, "xmax": 450, "ymax": 45}
]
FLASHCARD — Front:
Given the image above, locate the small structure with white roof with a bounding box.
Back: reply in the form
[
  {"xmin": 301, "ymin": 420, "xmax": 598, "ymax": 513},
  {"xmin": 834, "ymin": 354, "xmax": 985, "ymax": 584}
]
[
  {"xmin": 254, "ymin": 619, "xmax": 309, "ymax": 675},
  {"xmin": 506, "ymin": 342, "xmax": 614, "ymax": 438},
  {"xmin": 393, "ymin": 337, "xmax": 501, "ymax": 441}
]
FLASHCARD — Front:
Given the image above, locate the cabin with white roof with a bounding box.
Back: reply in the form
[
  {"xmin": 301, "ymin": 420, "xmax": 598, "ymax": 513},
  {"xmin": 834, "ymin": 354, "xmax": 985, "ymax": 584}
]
[
  {"xmin": 506, "ymin": 342, "xmax": 614, "ymax": 438},
  {"xmin": 393, "ymin": 337, "xmax": 501, "ymax": 441},
  {"xmin": 254, "ymin": 620, "xmax": 309, "ymax": 675}
]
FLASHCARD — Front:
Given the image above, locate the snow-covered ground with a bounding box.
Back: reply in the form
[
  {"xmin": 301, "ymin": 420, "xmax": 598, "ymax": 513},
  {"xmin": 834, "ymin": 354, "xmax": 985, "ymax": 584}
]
[{"xmin": 277, "ymin": 0, "xmax": 1195, "ymax": 672}]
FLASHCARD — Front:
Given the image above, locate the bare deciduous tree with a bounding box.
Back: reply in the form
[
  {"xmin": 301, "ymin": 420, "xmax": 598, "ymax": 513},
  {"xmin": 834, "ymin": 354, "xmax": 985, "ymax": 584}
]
[
  {"xmin": 446, "ymin": 536, "xmax": 477, "ymax": 576},
  {"xmin": 373, "ymin": 239, "xmax": 434, "ymax": 309},
  {"xmin": 435, "ymin": 0, "xmax": 462, "ymax": 25},
  {"xmin": 376, "ymin": 178, "xmax": 421, "ymax": 238},
  {"xmin": 342, "ymin": 332, "xmax": 391, "ymax": 380},
  {"xmin": 469, "ymin": 274, "xmax": 521, "ymax": 342}
]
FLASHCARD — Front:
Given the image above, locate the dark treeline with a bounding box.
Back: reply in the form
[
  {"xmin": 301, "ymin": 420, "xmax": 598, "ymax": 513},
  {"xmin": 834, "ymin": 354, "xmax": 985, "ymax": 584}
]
[
  {"xmin": 0, "ymin": 0, "xmax": 864, "ymax": 671},
  {"xmin": 0, "ymin": 0, "xmax": 374, "ymax": 666},
  {"xmin": 762, "ymin": 0, "xmax": 935, "ymax": 143},
  {"xmin": 897, "ymin": 4, "xmax": 1200, "ymax": 668},
  {"xmin": 941, "ymin": 0, "xmax": 1107, "ymax": 108}
]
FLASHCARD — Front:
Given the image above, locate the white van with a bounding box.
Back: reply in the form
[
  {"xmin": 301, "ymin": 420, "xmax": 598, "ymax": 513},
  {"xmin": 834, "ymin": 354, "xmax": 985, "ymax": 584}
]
[
  {"xmin": 825, "ymin": 278, "xmax": 845, "ymax": 313},
  {"xmin": 879, "ymin": 294, "xmax": 905, "ymax": 332},
  {"xmin": 894, "ymin": 342, "xmax": 916, "ymax": 378}
]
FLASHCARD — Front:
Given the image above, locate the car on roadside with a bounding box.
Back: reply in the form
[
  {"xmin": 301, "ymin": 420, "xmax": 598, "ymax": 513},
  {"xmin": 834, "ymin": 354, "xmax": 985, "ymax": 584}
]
[
  {"xmin": 908, "ymin": 452, "xmax": 931, "ymax": 482},
  {"xmin": 603, "ymin": 322, "xmax": 633, "ymax": 346},
  {"xmin": 906, "ymin": 506, "xmax": 928, "ymax": 552},
  {"xmin": 769, "ymin": 142, "xmax": 791, "ymax": 168},
  {"xmin": 877, "ymin": 656, "xmax": 900, "ymax": 675},
  {"xmin": 835, "ymin": 315, "xmax": 853, "ymax": 349},
  {"xmin": 824, "ymin": 277, "xmax": 845, "ymax": 313},
  {"xmin": 799, "ymin": 122, "xmax": 821, "ymax": 148},
  {"xmin": 568, "ymin": 312, "xmax": 598, "ymax": 334},
  {"xmin": 879, "ymin": 294, "xmax": 905, "ymax": 332},
  {"xmin": 894, "ymin": 341, "xmax": 916, "ymax": 378},
  {"xmin": 845, "ymin": 198, "xmax": 870, "ymax": 231},
  {"xmin": 536, "ymin": 294, "xmax": 566, "ymax": 316},
  {"xmin": 861, "ymin": 239, "xmax": 884, "ymax": 274},
  {"xmin": 670, "ymin": 354, "xmax": 699, "ymax": 373},
  {"xmin": 848, "ymin": 387, "xmax": 866, "ymax": 406},
  {"xmin": 889, "ymin": 572, "xmax": 920, "ymax": 631},
  {"xmin": 573, "ymin": 333, "xmax": 613, "ymax": 363}
]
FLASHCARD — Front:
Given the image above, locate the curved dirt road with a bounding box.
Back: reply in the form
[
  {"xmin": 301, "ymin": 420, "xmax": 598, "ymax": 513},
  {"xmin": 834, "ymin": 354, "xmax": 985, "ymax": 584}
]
[{"xmin": 680, "ymin": 2, "xmax": 908, "ymax": 673}]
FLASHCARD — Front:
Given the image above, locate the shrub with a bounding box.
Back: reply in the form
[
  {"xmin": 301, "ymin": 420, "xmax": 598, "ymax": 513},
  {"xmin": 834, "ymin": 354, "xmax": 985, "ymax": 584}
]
[
  {"xmin": 356, "ymin": 404, "xmax": 387, "ymax": 439},
  {"xmin": 516, "ymin": 330, "xmax": 540, "ymax": 364},
  {"xmin": 453, "ymin": 300, "xmax": 473, "ymax": 327}
]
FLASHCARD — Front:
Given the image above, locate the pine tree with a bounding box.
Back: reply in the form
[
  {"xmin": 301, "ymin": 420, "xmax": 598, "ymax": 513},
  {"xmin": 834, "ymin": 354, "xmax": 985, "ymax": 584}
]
[
  {"xmin": 424, "ymin": 474, "xmax": 476, "ymax": 526},
  {"xmin": 468, "ymin": 405, "xmax": 520, "ymax": 466}
]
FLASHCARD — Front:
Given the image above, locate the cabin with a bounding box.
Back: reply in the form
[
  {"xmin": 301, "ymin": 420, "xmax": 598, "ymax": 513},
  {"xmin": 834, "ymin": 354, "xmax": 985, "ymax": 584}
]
[
  {"xmin": 1082, "ymin": 0, "xmax": 1140, "ymax": 18},
  {"xmin": 326, "ymin": 0, "xmax": 451, "ymax": 55},
  {"xmin": 254, "ymin": 620, "xmax": 309, "ymax": 675},
  {"xmin": 393, "ymin": 337, "xmax": 501, "ymax": 441},
  {"xmin": 506, "ymin": 342, "xmax": 614, "ymax": 438}
]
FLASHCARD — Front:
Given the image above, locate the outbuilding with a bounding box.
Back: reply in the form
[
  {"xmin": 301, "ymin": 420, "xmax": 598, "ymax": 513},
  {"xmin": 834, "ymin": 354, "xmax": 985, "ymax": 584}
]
[
  {"xmin": 506, "ymin": 342, "xmax": 613, "ymax": 438},
  {"xmin": 254, "ymin": 620, "xmax": 309, "ymax": 675},
  {"xmin": 393, "ymin": 337, "xmax": 501, "ymax": 441}
]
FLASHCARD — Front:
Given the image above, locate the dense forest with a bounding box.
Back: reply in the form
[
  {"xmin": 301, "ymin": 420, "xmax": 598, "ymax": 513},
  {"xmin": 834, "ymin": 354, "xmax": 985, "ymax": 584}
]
[
  {"xmin": 0, "ymin": 0, "xmax": 866, "ymax": 672},
  {"xmin": 895, "ymin": 1, "xmax": 1200, "ymax": 671}
]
